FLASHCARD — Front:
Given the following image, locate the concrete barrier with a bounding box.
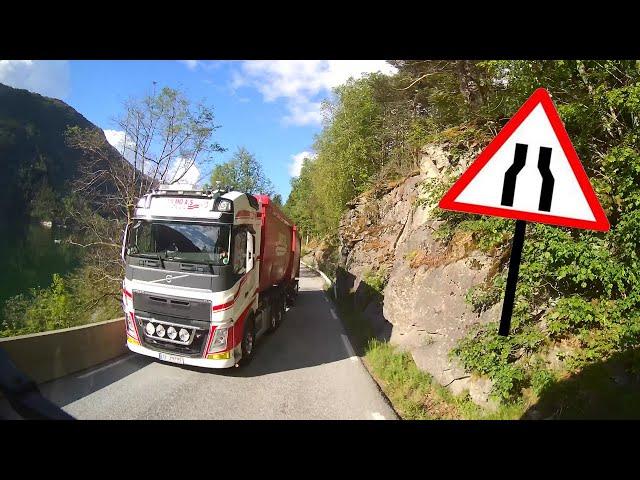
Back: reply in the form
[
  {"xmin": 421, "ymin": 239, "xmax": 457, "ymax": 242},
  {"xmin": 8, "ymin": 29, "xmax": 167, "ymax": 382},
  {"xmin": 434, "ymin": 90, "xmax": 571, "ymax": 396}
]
[
  {"xmin": 0, "ymin": 318, "xmax": 127, "ymax": 384},
  {"xmin": 301, "ymin": 260, "xmax": 333, "ymax": 286}
]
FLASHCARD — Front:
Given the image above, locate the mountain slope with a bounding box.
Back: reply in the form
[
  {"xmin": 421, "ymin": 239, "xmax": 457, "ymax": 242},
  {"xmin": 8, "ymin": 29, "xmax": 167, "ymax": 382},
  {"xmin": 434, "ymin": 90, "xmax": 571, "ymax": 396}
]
[{"xmin": 0, "ymin": 82, "xmax": 119, "ymax": 225}]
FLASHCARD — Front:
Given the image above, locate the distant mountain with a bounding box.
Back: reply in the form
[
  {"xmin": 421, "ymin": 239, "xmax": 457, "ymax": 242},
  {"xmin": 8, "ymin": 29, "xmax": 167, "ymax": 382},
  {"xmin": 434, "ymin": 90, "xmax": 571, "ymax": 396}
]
[{"xmin": 0, "ymin": 82, "xmax": 120, "ymax": 226}]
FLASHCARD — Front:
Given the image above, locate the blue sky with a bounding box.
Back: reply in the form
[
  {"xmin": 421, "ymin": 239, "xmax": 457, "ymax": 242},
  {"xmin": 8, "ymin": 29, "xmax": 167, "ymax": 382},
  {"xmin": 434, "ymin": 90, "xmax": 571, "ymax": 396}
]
[{"xmin": 0, "ymin": 60, "xmax": 396, "ymax": 200}]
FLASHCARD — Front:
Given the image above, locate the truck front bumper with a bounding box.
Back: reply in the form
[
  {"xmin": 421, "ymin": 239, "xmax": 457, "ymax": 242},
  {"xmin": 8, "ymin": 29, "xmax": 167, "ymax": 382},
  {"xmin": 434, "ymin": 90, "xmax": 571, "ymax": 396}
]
[{"xmin": 127, "ymin": 337, "xmax": 237, "ymax": 369}]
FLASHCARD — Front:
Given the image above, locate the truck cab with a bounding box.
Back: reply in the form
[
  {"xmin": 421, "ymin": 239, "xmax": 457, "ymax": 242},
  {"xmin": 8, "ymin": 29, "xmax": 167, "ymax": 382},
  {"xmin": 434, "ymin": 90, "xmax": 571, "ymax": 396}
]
[{"xmin": 121, "ymin": 184, "xmax": 299, "ymax": 368}]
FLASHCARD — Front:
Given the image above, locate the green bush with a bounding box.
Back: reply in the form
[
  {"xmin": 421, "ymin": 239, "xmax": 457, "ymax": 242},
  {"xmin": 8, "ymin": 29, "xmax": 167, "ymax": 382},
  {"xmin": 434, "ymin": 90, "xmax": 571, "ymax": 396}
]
[
  {"xmin": 362, "ymin": 267, "xmax": 388, "ymax": 296},
  {"xmin": 1, "ymin": 268, "xmax": 122, "ymax": 338},
  {"xmin": 1, "ymin": 273, "xmax": 72, "ymax": 335}
]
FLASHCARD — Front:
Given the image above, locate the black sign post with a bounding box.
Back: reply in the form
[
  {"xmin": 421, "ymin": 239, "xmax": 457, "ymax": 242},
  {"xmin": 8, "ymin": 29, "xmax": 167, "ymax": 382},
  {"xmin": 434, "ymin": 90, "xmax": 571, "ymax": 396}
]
[{"xmin": 498, "ymin": 219, "xmax": 527, "ymax": 336}]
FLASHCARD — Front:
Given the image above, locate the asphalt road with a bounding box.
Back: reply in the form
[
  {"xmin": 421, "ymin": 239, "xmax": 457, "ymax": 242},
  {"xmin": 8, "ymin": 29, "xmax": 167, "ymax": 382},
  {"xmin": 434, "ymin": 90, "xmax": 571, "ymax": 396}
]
[{"xmin": 1, "ymin": 266, "xmax": 397, "ymax": 420}]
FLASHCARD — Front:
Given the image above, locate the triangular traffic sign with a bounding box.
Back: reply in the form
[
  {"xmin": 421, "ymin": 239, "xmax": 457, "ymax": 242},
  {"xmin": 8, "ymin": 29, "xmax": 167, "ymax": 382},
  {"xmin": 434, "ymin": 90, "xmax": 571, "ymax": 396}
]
[{"xmin": 439, "ymin": 88, "xmax": 610, "ymax": 231}]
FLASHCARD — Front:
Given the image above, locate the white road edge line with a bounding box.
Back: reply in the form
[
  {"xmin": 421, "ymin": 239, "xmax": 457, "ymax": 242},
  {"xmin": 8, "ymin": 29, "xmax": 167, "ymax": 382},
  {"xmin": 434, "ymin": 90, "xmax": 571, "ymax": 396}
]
[
  {"xmin": 340, "ymin": 334, "xmax": 358, "ymax": 362},
  {"xmin": 76, "ymin": 354, "xmax": 133, "ymax": 379},
  {"xmin": 371, "ymin": 412, "xmax": 386, "ymax": 420},
  {"xmin": 330, "ymin": 309, "xmax": 338, "ymax": 320}
]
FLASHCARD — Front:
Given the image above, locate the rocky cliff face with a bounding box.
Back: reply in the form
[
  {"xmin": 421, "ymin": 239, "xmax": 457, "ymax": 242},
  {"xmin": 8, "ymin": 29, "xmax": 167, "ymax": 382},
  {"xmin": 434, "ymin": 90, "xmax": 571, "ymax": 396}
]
[{"xmin": 335, "ymin": 142, "xmax": 501, "ymax": 408}]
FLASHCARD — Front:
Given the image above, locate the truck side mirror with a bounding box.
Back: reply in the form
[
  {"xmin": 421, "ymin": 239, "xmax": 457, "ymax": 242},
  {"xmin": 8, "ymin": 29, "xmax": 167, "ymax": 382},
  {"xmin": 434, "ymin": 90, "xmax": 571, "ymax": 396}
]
[
  {"xmin": 246, "ymin": 232, "xmax": 255, "ymax": 272},
  {"xmin": 121, "ymin": 223, "xmax": 131, "ymax": 263}
]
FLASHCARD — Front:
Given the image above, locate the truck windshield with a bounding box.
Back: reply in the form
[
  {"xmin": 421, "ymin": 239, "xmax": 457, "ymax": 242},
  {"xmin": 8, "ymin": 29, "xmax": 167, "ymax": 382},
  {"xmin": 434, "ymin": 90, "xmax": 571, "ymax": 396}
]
[{"xmin": 126, "ymin": 220, "xmax": 231, "ymax": 266}]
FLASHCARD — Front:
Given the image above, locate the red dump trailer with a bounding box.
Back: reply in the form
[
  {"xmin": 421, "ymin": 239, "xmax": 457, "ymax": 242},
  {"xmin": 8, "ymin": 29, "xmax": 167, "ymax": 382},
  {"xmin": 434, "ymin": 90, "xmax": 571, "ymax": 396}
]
[{"xmin": 254, "ymin": 194, "xmax": 298, "ymax": 292}]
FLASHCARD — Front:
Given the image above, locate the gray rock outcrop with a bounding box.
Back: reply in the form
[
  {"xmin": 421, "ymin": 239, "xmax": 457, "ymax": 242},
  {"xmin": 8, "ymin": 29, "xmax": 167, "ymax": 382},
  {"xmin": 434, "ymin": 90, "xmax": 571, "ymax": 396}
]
[{"xmin": 336, "ymin": 142, "xmax": 501, "ymax": 408}]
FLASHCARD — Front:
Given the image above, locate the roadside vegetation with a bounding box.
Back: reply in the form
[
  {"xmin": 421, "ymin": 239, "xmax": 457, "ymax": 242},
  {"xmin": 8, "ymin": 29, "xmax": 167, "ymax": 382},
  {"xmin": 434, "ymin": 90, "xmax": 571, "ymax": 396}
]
[
  {"xmin": 1, "ymin": 270, "xmax": 121, "ymax": 337},
  {"xmin": 207, "ymin": 146, "xmax": 282, "ymax": 205},
  {"xmin": 289, "ymin": 61, "xmax": 640, "ymax": 415},
  {"xmin": 327, "ymin": 287, "xmax": 524, "ymax": 419}
]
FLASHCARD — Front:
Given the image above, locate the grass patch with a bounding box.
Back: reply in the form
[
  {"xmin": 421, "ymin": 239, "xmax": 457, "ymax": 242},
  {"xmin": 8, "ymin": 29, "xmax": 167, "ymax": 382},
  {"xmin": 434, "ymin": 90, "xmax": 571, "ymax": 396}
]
[{"xmin": 365, "ymin": 340, "xmax": 525, "ymax": 420}]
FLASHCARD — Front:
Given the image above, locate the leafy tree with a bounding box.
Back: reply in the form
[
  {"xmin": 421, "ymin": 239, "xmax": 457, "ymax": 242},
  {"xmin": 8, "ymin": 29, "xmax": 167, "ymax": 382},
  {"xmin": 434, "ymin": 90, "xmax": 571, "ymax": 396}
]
[
  {"xmin": 436, "ymin": 60, "xmax": 640, "ymax": 401},
  {"xmin": 66, "ymin": 86, "xmax": 224, "ymax": 225},
  {"xmin": 284, "ymin": 157, "xmax": 318, "ymax": 238},
  {"xmin": 271, "ymin": 194, "xmax": 283, "ymax": 207},
  {"xmin": 210, "ymin": 147, "xmax": 276, "ymax": 196},
  {"xmin": 64, "ymin": 85, "xmax": 225, "ymax": 302},
  {"xmin": 30, "ymin": 182, "xmax": 59, "ymax": 221}
]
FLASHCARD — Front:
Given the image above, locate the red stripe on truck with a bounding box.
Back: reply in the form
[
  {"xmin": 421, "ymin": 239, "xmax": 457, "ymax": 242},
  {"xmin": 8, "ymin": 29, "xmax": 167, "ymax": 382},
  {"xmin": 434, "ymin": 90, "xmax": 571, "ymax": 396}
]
[
  {"xmin": 231, "ymin": 295, "xmax": 257, "ymax": 349},
  {"xmin": 127, "ymin": 312, "xmax": 140, "ymax": 342},
  {"xmin": 203, "ymin": 325, "xmax": 217, "ymax": 357},
  {"xmin": 211, "ymin": 274, "xmax": 247, "ymax": 311}
]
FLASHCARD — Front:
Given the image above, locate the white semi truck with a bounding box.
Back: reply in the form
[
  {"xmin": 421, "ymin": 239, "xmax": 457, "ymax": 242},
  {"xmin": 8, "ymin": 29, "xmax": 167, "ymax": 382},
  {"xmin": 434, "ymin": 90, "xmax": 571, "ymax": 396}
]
[{"xmin": 120, "ymin": 184, "xmax": 301, "ymax": 368}]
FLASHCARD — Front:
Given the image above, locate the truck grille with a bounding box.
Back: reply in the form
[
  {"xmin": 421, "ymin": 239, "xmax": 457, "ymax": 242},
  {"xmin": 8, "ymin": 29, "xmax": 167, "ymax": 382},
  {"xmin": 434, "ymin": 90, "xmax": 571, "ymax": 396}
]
[{"xmin": 132, "ymin": 290, "xmax": 212, "ymax": 322}]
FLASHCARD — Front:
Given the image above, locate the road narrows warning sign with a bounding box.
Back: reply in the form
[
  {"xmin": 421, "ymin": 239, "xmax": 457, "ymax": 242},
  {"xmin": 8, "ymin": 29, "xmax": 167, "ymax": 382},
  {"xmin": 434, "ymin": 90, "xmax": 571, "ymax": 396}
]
[
  {"xmin": 439, "ymin": 88, "xmax": 609, "ymax": 231},
  {"xmin": 438, "ymin": 88, "xmax": 610, "ymax": 336}
]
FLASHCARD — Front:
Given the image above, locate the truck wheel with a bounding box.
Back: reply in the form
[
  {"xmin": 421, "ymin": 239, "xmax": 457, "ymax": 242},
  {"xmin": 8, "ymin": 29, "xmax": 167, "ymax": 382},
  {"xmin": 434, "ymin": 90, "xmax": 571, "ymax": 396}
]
[
  {"xmin": 238, "ymin": 316, "xmax": 255, "ymax": 366},
  {"xmin": 286, "ymin": 283, "xmax": 298, "ymax": 307},
  {"xmin": 268, "ymin": 300, "xmax": 283, "ymax": 333}
]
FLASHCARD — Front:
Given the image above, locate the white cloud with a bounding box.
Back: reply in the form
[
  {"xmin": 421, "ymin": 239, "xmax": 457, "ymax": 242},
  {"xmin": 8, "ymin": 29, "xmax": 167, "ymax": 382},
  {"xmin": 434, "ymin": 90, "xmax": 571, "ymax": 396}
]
[
  {"xmin": 231, "ymin": 60, "xmax": 397, "ymax": 126},
  {"xmin": 289, "ymin": 151, "xmax": 316, "ymax": 177},
  {"xmin": 179, "ymin": 60, "xmax": 200, "ymax": 70},
  {"xmin": 168, "ymin": 157, "xmax": 201, "ymax": 185},
  {"xmin": 104, "ymin": 129, "xmax": 132, "ymax": 152},
  {"xmin": 0, "ymin": 60, "xmax": 71, "ymax": 99},
  {"xmin": 180, "ymin": 60, "xmax": 224, "ymax": 72},
  {"xmin": 105, "ymin": 128, "xmax": 150, "ymax": 171},
  {"xmin": 283, "ymin": 100, "xmax": 323, "ymax": 127}
]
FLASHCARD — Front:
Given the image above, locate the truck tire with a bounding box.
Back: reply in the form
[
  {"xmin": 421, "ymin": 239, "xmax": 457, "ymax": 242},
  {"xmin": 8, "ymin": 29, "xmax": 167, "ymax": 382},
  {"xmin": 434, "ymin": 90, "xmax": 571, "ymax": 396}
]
[
  {"xmin": 286, "ymin": 282, "xmax": 298, "ymax": 307},
  {"xmin": 237, "ymin": 316, "xmax": 256, "ymax": 366},
  {"xmin": 268, "ymin": 299, "xmax": 283, "ymax": 333}
]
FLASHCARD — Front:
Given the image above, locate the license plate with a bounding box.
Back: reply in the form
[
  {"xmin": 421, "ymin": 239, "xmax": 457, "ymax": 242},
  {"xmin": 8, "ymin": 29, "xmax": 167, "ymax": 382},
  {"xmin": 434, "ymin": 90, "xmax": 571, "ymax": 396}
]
[{"xmin": 159, "ymin": 353, "xmax": 184, "ymax": 365}]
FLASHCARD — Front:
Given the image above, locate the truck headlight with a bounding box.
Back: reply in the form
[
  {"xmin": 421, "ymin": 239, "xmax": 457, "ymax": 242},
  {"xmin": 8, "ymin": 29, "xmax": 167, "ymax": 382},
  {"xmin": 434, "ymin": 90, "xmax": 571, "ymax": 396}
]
[
  {"xmin": 208, "ymin": 326, "xmax": 229, "ymax": 353},
  {"xmin": 167, "ymin": 326, "xmax": 177, "ymax": 340},
  {"xmin": 156, "ymin": 324, "xmax": 166, "ymax": 337},
  {"xmin": 179, "ymin": 328, "xmax": 190, "ymax": 342},
  {"xmin": 145, "ymin": 322, "xmax": 155, "ymax": 336}
]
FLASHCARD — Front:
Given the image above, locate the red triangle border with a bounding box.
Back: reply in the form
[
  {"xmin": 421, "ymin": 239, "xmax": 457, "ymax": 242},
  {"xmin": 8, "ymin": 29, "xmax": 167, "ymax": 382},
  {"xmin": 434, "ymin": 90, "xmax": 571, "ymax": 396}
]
[{"xmin": 438, "ymin": 88, "xmax": 610, "ymax": 232}]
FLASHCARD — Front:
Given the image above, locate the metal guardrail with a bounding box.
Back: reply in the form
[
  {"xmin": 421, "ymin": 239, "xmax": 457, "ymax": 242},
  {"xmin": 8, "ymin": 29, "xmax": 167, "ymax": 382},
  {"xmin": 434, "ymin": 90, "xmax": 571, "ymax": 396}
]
[
  {"xmin": 0, "ymin": 317, "xmax": 127, "ymax": 385},
  {"xmin": 301, "ymin": 260, "xmax": 337, "ymax": 299}
]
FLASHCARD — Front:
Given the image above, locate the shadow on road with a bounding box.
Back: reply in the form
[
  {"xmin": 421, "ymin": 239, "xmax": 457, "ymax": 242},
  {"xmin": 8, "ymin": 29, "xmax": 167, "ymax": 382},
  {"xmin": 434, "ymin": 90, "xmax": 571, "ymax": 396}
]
[
  {"xmin": 180, "ymin": 288, "xmax": 352, "ymax": 378},
  {"xmin": 0, "ymin": 354, "xmax": 154, "ymax": 418},
  {"xmin": 46, "ymin": 355, "xmax": 154, "ymax": 409}
]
